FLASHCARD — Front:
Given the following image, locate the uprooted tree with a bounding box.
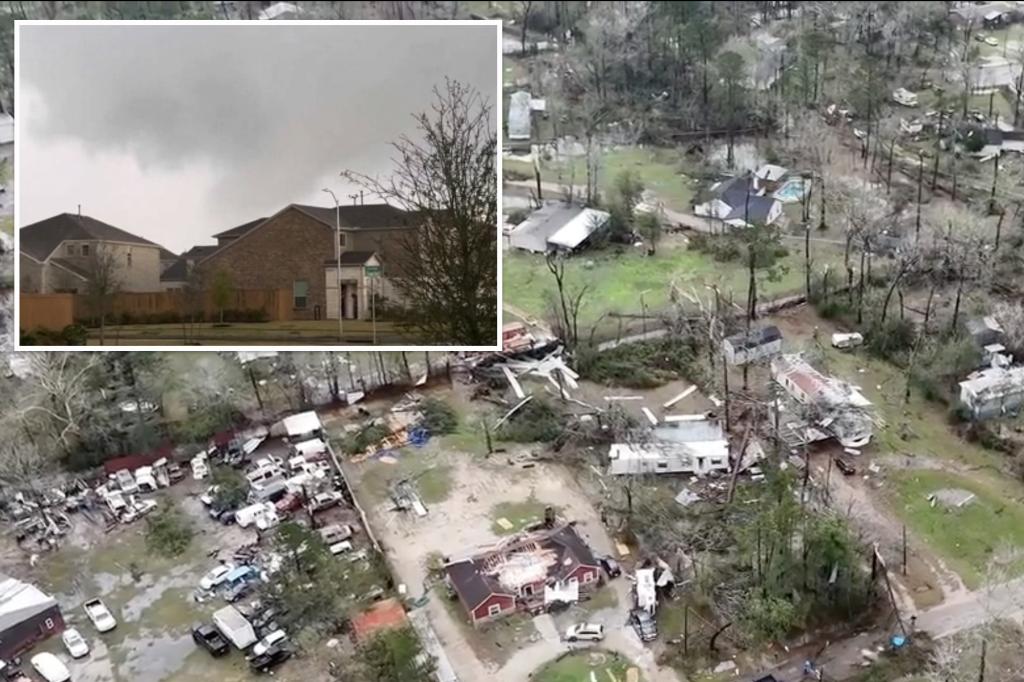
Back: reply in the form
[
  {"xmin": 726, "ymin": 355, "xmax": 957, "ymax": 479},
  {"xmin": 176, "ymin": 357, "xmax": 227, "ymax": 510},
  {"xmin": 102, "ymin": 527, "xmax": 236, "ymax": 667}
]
[{"xmin": 342, "ymin": 79, "xmax": 497, "ymax": 345}]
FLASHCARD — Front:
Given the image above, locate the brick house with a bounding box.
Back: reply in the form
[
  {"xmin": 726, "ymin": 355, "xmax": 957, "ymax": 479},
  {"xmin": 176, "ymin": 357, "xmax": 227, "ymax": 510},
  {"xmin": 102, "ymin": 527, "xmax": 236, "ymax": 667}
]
[
  {"xmin": 0, "ymin": 575, "xmax": 64, "ymax": 660},
  {"xmin": 191, "ymin": 203, "xmax": 415, "ymax": 321},
  {"xmin": 20, "ymin": 213, "xmax": 170, "ymax": 293},
  {"xmin": 444, "ymin": 525, "xmax": 602, "ymax": 625}
]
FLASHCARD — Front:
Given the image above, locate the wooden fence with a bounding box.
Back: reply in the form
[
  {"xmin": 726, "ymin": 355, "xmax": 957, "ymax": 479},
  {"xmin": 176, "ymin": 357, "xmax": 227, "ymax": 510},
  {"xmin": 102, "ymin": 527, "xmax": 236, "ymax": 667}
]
[{"xmin": 20, "ymin": 288, "xmax": 294, "ymax": 331}]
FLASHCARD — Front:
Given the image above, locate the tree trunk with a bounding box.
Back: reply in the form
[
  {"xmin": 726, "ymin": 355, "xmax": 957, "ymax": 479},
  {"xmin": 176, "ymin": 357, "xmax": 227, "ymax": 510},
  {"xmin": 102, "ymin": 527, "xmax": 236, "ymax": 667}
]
[{"xmin": 857, "ymin": 247, "xmax": 866, "ymax": 324}]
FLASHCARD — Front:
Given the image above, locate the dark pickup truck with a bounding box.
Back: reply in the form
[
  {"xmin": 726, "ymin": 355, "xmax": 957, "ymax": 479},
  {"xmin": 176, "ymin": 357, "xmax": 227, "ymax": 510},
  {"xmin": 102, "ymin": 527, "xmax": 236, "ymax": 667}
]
[{"xmin": 192, "ymin": 624, "xmax": 230, "ymax": 657}]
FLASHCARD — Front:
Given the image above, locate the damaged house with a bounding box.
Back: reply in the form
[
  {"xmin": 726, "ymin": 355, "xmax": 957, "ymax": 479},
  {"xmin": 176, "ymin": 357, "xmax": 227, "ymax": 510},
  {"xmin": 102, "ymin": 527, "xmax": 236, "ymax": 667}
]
[
  {"xmin": 608, "ymin": 418, "xmax": 729, "ymax": 477},
  {"xmin": 771, "ymin": 354, "xmax": 873, "ymax": 449},
  {"xmin": 723, "ymin": 325, "xmax": 783, "ymax": 365},
  {"xmin": 506, "ymin": 202, "xmax": 611, "ymax": 254},
  {"xmin": 959, "ymin": 363, "xmax": 1024, "ymax": 420},
  {"xmin": 444, "ymin": 524, "xmax": 601, "ymax": 625}
]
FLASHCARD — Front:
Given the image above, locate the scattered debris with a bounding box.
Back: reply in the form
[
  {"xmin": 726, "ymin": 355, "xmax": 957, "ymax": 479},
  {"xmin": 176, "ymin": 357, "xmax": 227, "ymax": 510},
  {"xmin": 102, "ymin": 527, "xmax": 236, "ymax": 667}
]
[{"xmin": 663, "ymin": 385, "xmax": 697, "ymax": 409}]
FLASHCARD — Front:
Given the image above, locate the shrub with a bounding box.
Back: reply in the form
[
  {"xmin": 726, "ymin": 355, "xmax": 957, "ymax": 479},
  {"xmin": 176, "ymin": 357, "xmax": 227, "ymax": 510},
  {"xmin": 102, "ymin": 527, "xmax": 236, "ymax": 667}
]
[
  {"xmin": 577, "ymin": 337, "xmax": 698, "ymax": 388},
  {"xmin": 419, "ymin": 398, "xmax": 457, "ymax": 435},
  {"xmin": 865, "ymin": 317, "xmax": 915, "ymax": 361},
  {"xmin": 343, "ymin": 423, "xmax": 392, "ymax": 455},
  {"xmin": 503, "ymin": 167, "xmax": 531, "ymax": 182},
  {"xmin": 815, "ymin": 298, "xmax": 852, "ymax": 320},
  {"xmin": 20, "ymin": 324, "xmax": 88, "ymax": 346},
  {"xmin": 497, "ymin": 398, "xmax": 562, "ymax": 442},
  {"xmin": 145, "ymin": 502, "xmax": 194, "ymax": 558}
]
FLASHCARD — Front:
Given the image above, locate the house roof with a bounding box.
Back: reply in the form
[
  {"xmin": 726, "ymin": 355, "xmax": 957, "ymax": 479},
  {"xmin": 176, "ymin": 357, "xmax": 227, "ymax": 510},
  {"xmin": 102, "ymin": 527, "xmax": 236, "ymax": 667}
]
[
  {"xmin": 508, "ymin": 90, "xmax": 532, "ymax": 140},
  {"xmin": 509, "ymin": 203, "xmax": 601, "ymax": 253},
  {"xmin": 322, "ymin": 251, "xmax": 378, "ymax": 266},
  {"xmin": 724, "ymin": 194, "xmax": 777, "ymax": 223},
  {"xmin": 161, "ymin": 245, "xmax": 218, "ymax": 282},
  {"xmin": 211, "ymin": 217, "xmax": 267, "ymax": 241},
  {"xmin": 292, "ymin": 203, "xmax": 414, "ymax": 229},
  {"xmin": 725, "ymin": 325, "xmax": 782, "ymax": 352},
  {"xmin": 20, "ymin": 213, "xmax": 162, "ymax": 261},
  {"xmin": 351, "ymin": 598, "xmax": 409, "ymax": 643},
  {"xmin": 158, "ymin": 247, "xmax": 177, "ymax": 261},
  {"xmin": 547, "ymin": 208, "xmax": 610, "ymax": 251},
  {"xmin": 446, "ymin": 524, "xmax": 598, "ymax": 613},
  {"xmin": 446, "ymin": 559, "xmax": 504, "ymax": 611},
  {"xmin": 713, "ymin": 175, "xmax": 758, "ymax": 206},
  {"xmin": 0, "ymin": 575, "xmax": 57, "ymax": 634},
  {"xmin": 282, "ymin": 411, "xmax": 321, "ymax": 437},
  {"xmin": 49, "ymin": 258, "xmax": 91, "ymax": 280}
]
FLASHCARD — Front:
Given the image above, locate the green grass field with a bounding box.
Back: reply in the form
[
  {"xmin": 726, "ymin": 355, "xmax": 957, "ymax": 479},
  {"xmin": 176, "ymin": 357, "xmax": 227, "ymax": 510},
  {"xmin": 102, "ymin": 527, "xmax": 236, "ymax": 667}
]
[
  {"xmin": 503, "ymin": 241, "xmax": 842, "ymax": 333},
  {"xmin": 886, "ymin": 469, "xmax": 1024, "ymax": 588},
  {"xmin": 533, "ymin": 651, "xmax": 639, "ymax": 682}
]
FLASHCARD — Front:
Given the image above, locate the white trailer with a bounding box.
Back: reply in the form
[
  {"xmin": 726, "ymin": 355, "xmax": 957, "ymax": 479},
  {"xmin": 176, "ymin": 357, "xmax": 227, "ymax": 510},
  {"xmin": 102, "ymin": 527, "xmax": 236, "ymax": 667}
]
[{"xmin": 212, "ymin": 605, "xmax": 257, "ymax": 649}]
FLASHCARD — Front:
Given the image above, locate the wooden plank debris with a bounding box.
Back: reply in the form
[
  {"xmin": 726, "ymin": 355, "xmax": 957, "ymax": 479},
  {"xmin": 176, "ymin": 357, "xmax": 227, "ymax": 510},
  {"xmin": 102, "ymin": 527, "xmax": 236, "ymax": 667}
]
[
  {"xmin": 495, "ymin": 396, "xmax": 533, "ymax": 428},
  {"xmin": 502, "ymin": 366, "xmax": 526, "ymax": 400},
  {"xmin": 641, "ymin": 407, "xmax": 658, "ymax": 426},
  {"xmin": 663, "ymin": 385, "xmax": 696, "ymax": 408}
]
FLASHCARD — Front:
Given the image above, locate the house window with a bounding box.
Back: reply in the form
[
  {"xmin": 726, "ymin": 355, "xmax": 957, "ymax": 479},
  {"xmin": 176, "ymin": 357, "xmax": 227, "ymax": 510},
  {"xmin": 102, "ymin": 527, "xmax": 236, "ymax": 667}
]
[
  {"xmin": 126, "ymin": 251, "xmax": 132, "ymax": 267},
  {"xmin": 487, "ymin": 603, "xmax": 502, "ymax": 617},
  {"xmin": 293, "ymin": 280, "xmax": 309, "ymax": 309},
  {"xmin": 656, "ymin": 461, "xmax": 668, "ymax": 470},
  {"xmin": 81, "ymin": 244, "xmax": 90, "ymax": 257},
  {"xmin": 522, "ymin": 584, "xmax": 534, "ymax": 596},
  {"xmin": 338, "ymin": 232, "xmax": 347, "ymax": 247},
  {"xmin": 66, "ymin": 244, "xmax": 76, "ymax": 256},
  {"xmin": 44, "ymin": 617, "xmax": 54, "ymax": 630}
]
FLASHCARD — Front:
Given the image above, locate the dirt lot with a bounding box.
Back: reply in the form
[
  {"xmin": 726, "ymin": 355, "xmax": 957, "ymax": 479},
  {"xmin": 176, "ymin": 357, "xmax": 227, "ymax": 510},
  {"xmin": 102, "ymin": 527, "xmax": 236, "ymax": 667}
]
[{"xmin": 2, "ymin": 477, "xmax": 354, "ymax": 682}]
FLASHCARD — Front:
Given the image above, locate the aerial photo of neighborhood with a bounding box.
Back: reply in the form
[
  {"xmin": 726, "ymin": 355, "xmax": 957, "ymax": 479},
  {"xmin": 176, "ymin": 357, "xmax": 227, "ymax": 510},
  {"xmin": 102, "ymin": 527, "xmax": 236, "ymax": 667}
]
[
  {"xmin": 1, "ymin": 1, "xmax": 1024, "ymax": 682},
  {"xmin": 15, "ymin": 19, "xmax": 498, "ymax": 347}
]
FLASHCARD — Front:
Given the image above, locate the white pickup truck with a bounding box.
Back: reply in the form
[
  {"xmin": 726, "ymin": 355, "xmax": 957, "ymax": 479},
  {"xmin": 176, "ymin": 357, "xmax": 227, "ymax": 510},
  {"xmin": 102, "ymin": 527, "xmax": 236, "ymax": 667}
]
[{"xmin": 83, "ymin": 598, "xmax": 117, "ymax": 632}]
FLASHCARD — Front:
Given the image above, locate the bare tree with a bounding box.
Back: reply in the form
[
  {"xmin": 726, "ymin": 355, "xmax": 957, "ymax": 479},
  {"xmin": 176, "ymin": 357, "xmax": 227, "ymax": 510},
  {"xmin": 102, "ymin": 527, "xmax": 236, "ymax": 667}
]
[
  {"xmin": 84, "ymin": 244, "xmax": 122, "ymax": 346},
  {"xmin": 516, "ymin": 1, "xmax": 534, "ymax": 54},
  {"xmin": 342, "ymin": 80, "xmax": 497, "ymax": 345}
]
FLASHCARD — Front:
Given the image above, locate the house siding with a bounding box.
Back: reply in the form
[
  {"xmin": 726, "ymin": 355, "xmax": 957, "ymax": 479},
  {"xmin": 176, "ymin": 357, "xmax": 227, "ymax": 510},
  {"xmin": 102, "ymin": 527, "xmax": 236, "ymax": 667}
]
[
  {"xmin": 58, "ymin": 240, "xmax": 161, "ymax": 292},
  {"xmin": 0, "ymin": 604, "xmax": 64, "ymax": 660},
  {"xmin": 19, "ymin": 255, "xmax": 43, "ymax": 293},
  {"xmin": 567, "ymin": 564, "xmax": 601, "ymax": 589},
  {"xmin": 470, "ymin": 594, "xmax": 516, "ymax": 624}
]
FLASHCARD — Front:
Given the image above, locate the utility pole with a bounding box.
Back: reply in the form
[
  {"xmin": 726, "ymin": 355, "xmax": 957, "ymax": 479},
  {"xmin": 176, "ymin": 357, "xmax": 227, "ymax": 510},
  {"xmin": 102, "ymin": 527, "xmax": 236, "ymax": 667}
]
[
  {"xmin": 322, "ymin": 188, "xmax": 344, "ymax": 343},
  {"xmin": 902, "ymin": 525, "xmax": 908, "ymax": 576}
]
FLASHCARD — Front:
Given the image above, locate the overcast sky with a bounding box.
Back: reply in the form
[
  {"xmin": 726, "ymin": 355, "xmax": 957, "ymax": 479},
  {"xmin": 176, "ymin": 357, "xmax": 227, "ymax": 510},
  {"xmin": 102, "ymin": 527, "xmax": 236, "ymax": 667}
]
[{"xmin": 18, "ymin": 23, "xmax": 497, "ymax": 253}]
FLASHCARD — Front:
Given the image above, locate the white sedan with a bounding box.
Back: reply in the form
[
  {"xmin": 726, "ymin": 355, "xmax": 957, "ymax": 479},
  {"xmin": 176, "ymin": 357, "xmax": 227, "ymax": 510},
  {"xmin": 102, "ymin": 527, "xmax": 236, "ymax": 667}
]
[
  {"xmin": 61, "ymin": 627, "xmax": 90, "ymax": 658},
  {"xmin": 199, "ymin": 563, "xmax": 235, "ymax": 591},
  {"xmin": 251, "ymin": 628, "xmax": 287, "ymax": 657},
  {"xmin": 565, "ymin": 623, "xmax": 605, "ymax": 642},
  {"xmin": 30, "ymin": 652, "xmax": 70, "ymax": 682}
]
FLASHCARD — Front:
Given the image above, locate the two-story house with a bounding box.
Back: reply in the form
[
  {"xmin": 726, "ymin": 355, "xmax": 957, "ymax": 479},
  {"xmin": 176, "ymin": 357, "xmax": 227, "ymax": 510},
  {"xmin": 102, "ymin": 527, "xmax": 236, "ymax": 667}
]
[
  {"xmin": 19, "ymin": 213, "xmax": 170, "ymax": 293},
  {"xmin": 187, "ymin": 203, "xmax": 417, "ymax": 321}
]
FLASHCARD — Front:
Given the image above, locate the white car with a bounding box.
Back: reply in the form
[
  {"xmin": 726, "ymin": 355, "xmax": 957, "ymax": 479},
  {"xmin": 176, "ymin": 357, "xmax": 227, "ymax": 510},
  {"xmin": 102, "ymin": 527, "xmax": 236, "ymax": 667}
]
[
  {"xmin": 565, "ymin": 623, "xmax": 605, "ymax": 642},
  {"xmin": 328, "ymin": 540, "xmax": 353, "ymax": 556},
  {"xmin": 199, "ymin": 563, "xmax": 236, "ymax": 591},
  {"xmin": 251, "ymin": 628, "xmax": 287, "ymax": 657},
  {"xmin": 30, "ymin": 652, "xmax": 70, "ymax": 682},
  {"xmin": 309, "ymin": 490, "xmax": 343, "ymax": 511},
  {"xmin": 61, "ymin": 627, "xmax": 90, "ymax": 658},
  {"xmin": 199, "ymin": 485, "xmax": 221, "ymax": 506},
  {"xmin": 84, "ymin": 598, "xmax": 117, "ymax": 632}
]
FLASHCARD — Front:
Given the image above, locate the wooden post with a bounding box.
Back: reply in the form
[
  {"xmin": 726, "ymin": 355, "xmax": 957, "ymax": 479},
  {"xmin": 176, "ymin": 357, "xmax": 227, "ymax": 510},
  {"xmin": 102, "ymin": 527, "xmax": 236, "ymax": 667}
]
[
  {"xmin": 723, "ymin": 360, "xmax": 731, "ymax": 433},
  {"xmin": 902, "ymin": 525, "xmax": 908, "ymax": 576},
  {"xmin": 824, "ymin": 455, "xmax": 833, "ymax": 506},
  {"xmin": 683, "ymin": 604, "xmax": 689, "ymax": 654},
  {"xmin": 979, "ymin": 639, "xmax": 986, "ymax": 682}
]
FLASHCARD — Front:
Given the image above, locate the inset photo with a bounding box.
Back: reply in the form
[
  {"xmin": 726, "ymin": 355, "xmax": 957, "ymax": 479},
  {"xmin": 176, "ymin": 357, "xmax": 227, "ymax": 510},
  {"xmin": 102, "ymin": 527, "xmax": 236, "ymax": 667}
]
[{"xmin": 15, "ymin": 20, "xmax": 499, "ymax": 349}]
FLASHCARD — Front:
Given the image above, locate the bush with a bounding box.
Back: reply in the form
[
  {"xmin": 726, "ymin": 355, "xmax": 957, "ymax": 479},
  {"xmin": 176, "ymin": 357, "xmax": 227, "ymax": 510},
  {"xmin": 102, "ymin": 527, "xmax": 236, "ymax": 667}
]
[
  {"xmin": 419, "ymin": 398, "xmax": 457, "ymax": 435},
  {"xmin": 577, "ymin": 337, "xmax": 698, "ymax": 388},
  {"xmin": 865, "ymin": 317, "xmax": 915, "ymax": 361},
  {"xmin": 145, "ymin": 502, "xmax": 194, "ymax": 558},
  {"xmin": 20, "ymin": 324, "xmax": 88, "ymax": 346},
  {"xmin": 211, "ymin": 467, "xmax": 249, "ymax": 510},
  {"xmin": 497, "ymin": 398, "xmax": 562, "ymax": 442},
  {"xmin": 815, "ymin": 298, "xmax": 852, "ymax": 320},
  {"xmin": 343, "ymin": 423, "xmax": 392, "ymax": 455},
  {"xmin": 503, "ymin": 167, "xmax": 531, "ymax": 182}
]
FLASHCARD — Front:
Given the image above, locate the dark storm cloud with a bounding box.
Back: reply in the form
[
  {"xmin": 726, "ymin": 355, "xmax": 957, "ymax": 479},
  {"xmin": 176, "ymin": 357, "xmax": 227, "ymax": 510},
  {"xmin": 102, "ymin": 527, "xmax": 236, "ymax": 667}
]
[{"xmin": 18, "ymin": 23, "xmax": 497, "ymax": 251}]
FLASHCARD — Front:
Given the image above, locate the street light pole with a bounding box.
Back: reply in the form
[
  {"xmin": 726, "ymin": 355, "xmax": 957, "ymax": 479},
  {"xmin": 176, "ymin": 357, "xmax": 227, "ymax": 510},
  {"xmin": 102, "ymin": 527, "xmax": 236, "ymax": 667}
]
[{"xmin": 321, "ymin": 188, "xmax": 343, "ymax": 343}]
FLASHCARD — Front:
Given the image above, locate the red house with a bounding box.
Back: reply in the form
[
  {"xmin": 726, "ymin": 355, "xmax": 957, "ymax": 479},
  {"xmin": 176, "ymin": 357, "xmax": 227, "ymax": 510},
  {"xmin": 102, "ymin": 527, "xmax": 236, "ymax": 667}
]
[{"xmin": 444, "ymin": 525, "xmax": 601, "ymax": 625}]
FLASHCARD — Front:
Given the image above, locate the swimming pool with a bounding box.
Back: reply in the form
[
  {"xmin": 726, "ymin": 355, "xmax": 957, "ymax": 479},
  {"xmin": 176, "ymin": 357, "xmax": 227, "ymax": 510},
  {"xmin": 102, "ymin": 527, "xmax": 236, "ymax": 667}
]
[{"xmin": 774, "ymin": 177, "xmax": 809, "ymax": 203}]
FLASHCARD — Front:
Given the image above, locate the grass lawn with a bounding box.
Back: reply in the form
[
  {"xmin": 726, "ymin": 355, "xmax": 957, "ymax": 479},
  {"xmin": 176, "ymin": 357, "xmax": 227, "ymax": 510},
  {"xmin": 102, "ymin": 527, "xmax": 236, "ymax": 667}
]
[
  {"xmin": 490, "ymin": 496, "xmax": 554, "ymax": 535},
  {"xmin": 885, "ymin": 469, "xmax": 1024, "ymax": 588},
  {"xmin": 503, "ymin": 241, "xmax": 843, "ymax": 333},
  {"xmin": 441, "ymin": 596, "xmax": 538, "ymax": 666},
  {"xmin": 0, "ymin": 216, "xmax": 11, "ymax": 237},
  {"xmin": 533, "ymin": 650, "xmax": 640, "ymax": 682},
  {"xmin": 535, "ymin": 147, "xmax": 698, "ymax": 213}
]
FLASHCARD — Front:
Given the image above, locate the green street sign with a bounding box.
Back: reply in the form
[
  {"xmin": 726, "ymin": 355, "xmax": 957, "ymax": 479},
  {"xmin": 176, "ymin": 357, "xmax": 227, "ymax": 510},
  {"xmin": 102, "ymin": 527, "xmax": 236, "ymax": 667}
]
[{"xmin": 364, "ymin": 265, "xmax": 381, "ymax": 278}]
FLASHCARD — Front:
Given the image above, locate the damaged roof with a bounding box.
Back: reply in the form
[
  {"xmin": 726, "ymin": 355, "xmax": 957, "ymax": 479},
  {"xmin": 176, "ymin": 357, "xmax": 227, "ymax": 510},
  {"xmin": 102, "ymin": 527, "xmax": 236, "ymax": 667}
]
[{"xmin": 724, "ymin": 325, "xmax": 782, "ymax": 352}]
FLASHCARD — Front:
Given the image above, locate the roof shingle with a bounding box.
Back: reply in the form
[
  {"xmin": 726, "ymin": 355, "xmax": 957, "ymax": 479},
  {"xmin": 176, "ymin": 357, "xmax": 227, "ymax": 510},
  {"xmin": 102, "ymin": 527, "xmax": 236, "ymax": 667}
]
[{"xmin": 20, "ymin": 213, "xmax": 161, "ymax": 261}]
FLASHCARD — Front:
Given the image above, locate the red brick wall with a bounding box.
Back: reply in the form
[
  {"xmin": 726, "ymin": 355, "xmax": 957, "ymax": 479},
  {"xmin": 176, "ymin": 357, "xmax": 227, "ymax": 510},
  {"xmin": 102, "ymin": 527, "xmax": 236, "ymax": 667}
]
[{"xmin": 200, "ymin": 207, "xmax": 334, "ymax": 320}]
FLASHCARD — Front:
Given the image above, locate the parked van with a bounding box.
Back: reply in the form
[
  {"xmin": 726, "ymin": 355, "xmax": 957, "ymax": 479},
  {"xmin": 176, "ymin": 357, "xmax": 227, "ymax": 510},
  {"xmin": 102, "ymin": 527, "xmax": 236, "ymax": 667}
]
[
  {"xmin": 247, "ymin": 465, "xmax": 282, "ymax": 487},
  {"xmin": 291, "ymin": 438, "xmax": 328, "ymax": 459},
  {"xmin": 235, "ymin": 502, "xmax": 273, "ymax": 528}
]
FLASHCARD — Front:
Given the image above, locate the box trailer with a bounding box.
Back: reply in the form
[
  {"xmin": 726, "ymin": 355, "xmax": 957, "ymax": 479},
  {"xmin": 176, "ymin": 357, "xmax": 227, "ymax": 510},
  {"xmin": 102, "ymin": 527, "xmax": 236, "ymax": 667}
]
[{"xmin": 212, "ymin": 605, "xmax": 257, "ymax": 649}]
